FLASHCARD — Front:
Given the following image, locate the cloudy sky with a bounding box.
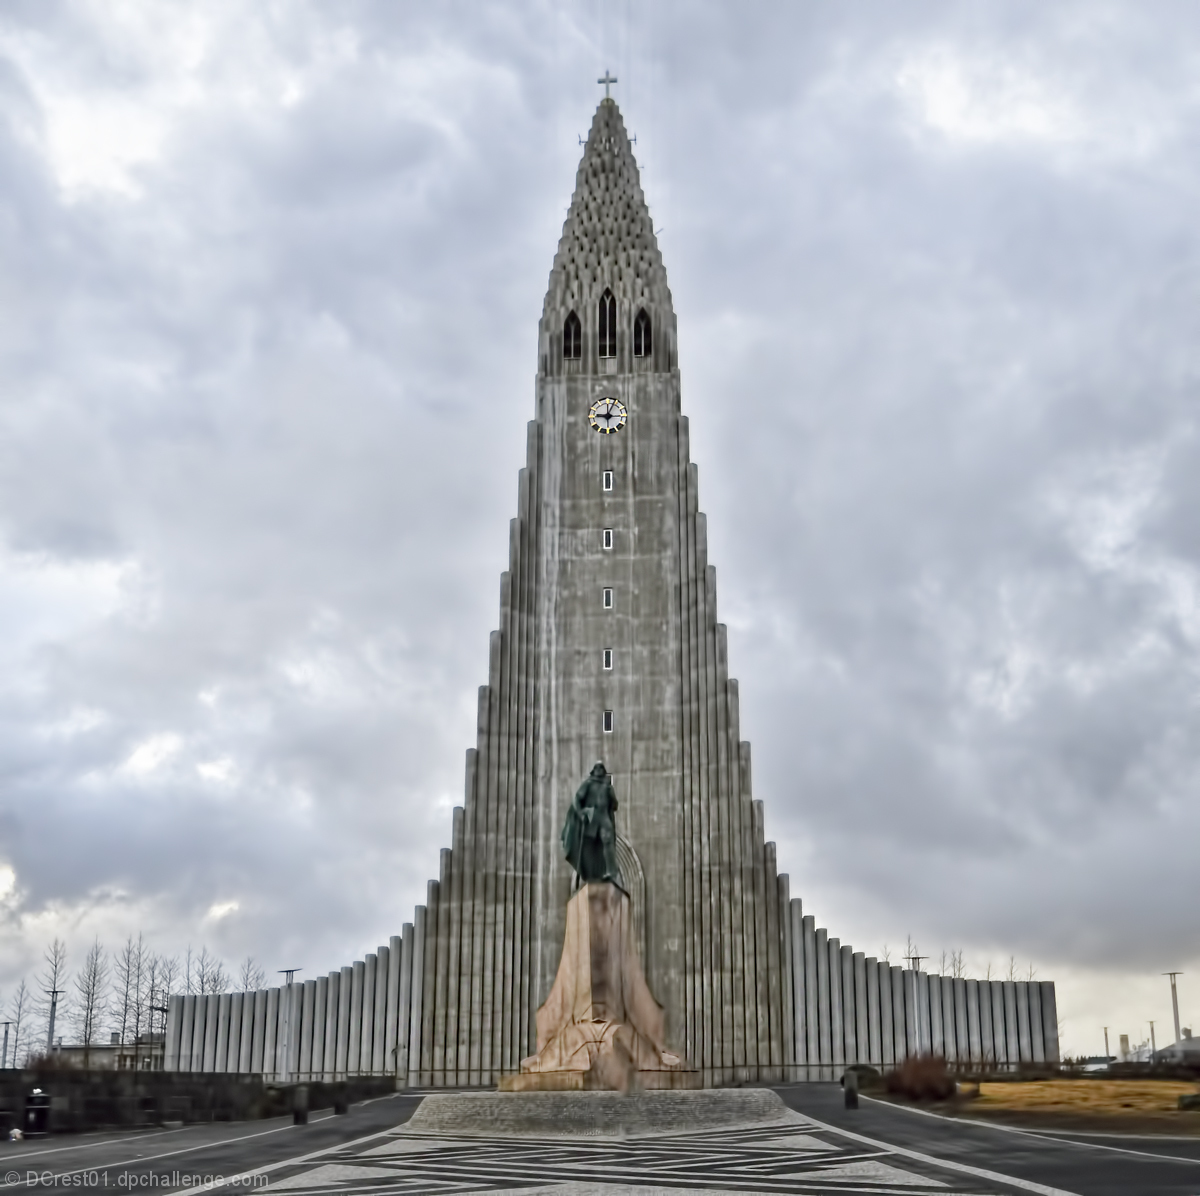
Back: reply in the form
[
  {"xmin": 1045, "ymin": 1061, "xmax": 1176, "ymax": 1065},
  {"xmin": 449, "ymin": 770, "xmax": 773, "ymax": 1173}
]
[{"xmin": 2, "ymin": 0, "xmax": 1198, "ymax": 1058}]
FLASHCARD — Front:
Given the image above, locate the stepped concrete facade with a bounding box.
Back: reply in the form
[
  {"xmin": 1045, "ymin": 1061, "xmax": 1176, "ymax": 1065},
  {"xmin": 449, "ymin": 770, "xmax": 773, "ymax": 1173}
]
[{"xmin": 165, "ymin": 98, "xmax": 1060, "ymax": 1085}]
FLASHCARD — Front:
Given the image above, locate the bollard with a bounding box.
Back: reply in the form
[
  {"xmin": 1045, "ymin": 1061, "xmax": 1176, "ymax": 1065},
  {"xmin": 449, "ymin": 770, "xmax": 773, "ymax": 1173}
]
[
  {"xmin": 843, "ymin": 1069, "xmax": 859, "ymax": 1110},
  {"xmin": 292, "ymin": 1084, "xmax": 309, "ymax": 1126}
]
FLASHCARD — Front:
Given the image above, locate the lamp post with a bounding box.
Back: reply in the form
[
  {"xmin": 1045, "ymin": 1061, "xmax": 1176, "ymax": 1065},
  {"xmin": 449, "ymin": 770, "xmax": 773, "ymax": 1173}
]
[
  {"xmin": 150, "ymin": 1005, "xmax": 169, "ymax": 1071},
  {"xmin": 45, "ymin": 991, "xmax": 63, "ymax": 1058},
  {"xmin": 1165, "ymin": 973, "xmax": 1183, "ymax": 1047}
]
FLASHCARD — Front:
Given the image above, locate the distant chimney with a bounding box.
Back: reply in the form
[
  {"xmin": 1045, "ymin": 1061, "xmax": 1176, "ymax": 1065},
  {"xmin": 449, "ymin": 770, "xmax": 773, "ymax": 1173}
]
[
  {"xmin": 1185, "ymin": 1028, "xmax": 1193, "ymax": 1039},
  {"xmin": 110, "ymin": 1032, "xmax": 120, "ymax": 1045},
  {"xmin": 1119, "ymin": 1033, "xmax": 1130, "ymax": 1060}
]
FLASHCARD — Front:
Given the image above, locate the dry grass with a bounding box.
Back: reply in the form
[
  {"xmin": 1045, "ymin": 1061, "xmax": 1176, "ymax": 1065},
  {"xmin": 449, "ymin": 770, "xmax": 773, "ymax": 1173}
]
[{"xmin": 973, "ymin": 1079, "xmax": 1197, "ymax": 1116}]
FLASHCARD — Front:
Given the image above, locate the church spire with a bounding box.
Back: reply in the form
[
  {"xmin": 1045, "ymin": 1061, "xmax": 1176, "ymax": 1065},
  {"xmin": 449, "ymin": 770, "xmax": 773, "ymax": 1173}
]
[{"xmin": 540, "ymin": 100, "xmax": 676, "ymax": 376}]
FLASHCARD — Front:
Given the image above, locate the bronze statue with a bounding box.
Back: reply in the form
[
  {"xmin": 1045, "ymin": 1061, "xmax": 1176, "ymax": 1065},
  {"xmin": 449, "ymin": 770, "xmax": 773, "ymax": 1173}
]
[{"xmin": 561, "ymin": 762, "xmax": 624, "ymax": 888}]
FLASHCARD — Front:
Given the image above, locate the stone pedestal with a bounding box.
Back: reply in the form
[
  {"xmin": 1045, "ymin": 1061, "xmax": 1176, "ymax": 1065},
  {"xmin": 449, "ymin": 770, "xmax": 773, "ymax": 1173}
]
[{"xmin": 499, "ymin": 882, "xmax": 698, "ymax": 1091}]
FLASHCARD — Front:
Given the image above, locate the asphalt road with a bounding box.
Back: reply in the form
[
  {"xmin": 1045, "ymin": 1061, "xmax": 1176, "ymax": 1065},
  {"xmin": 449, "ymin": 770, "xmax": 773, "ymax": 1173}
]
[
  {"xmin": 0, "ymin": 1093, "xmax": 424, "ymax": 1194},
  {"xmin": 2, "ymin": 1086, "xmax": 1199, "ymax": 1194},
  {"xmin": 776, "ymin": 1082, "xmax": 1200, "ymax": 1195}
]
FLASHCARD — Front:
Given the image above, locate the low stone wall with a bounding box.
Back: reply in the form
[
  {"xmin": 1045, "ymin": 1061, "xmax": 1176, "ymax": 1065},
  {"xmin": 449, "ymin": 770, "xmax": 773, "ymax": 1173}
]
[{"xmin": 0, "ymin": 1069, "xmax": 396, "ymax": 1136}]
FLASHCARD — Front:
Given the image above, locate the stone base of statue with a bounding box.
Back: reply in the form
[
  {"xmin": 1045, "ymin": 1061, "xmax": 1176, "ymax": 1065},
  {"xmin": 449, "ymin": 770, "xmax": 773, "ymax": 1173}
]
[{"xmin": 499, "ymin": 881, "xmax": 699, "ymax": 1092}]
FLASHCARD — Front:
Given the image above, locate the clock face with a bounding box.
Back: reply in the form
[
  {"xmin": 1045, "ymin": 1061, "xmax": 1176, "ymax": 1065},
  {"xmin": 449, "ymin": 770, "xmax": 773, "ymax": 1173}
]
[{"xmin": 589, "ymin": 396, "xmax": 628, "ymax": 434}]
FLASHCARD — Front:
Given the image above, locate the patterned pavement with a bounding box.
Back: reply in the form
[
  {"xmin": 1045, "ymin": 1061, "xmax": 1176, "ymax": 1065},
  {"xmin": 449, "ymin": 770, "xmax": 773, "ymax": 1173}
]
[{"xmin": 263, "ymin": 1117, "xmax": 1024, "ymax": 1195}]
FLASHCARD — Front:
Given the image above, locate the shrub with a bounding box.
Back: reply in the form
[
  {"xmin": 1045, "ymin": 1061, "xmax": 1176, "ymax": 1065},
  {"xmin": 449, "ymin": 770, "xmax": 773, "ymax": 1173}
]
[{"xmin": 885, "ymin": 1055, "xmax": 955, "ymax": 1102}]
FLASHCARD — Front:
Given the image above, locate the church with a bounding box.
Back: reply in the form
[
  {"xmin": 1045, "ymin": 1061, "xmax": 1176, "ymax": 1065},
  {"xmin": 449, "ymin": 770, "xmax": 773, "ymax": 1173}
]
[{"xmin": 164, "ymin": 96, "xmax": 1060, "ymax": 1086}]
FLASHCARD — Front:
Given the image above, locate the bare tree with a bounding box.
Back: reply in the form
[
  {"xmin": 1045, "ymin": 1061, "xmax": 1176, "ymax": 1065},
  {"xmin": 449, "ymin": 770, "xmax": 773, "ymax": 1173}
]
[
  {"xmin": 73, "ymin": 939, "xmax": 109, "ymax": 1068},
  {"xmin": 196, "ymin": 947, "xmax": 229, "ymax": 995},
  {"xmin": 1006, "ymin": 956, "xmax": 1019, "ymax": 982},
  {"xmin": 880, "ymin": 944, "xmax": 892, "ymax": 964},
  {"xmin": 113, "ymin": 934, "xmax": 146, "ymax": 1046},
  {"xmin": 984, "ymin": 960, "xmax": 994, "ymax": 981},
  {"xmin": 8, "ymin": 980, "xmax": 29, "ymax": 1066},
  {"xmin": 36, "ymin": 939, "xmax": 70, "ymax": 1055},
  {"xmin": 1027, "ymin": 962, "xmax": 1038, "ymax": 982},
  {"xmin": 950, "ymin": 950, "xmax": 966, "ymax": 979},
  {"xmin": 938, "ymin": 951, "xmax": 948, "ymax": 976},
  {"xmin": 238, "ymin": 957, "xmax": 266, "ymax": 992}
]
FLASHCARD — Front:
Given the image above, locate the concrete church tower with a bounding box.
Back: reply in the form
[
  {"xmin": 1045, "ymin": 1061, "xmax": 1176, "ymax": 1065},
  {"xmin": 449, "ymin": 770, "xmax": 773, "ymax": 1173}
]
[
  {"xmin": 164, "ymin": 98, "xmax": 1061, "ymax": 1089},
  {"xmin": 414, "ymin": 96, "xmax": 788, "ymax": 1086}
]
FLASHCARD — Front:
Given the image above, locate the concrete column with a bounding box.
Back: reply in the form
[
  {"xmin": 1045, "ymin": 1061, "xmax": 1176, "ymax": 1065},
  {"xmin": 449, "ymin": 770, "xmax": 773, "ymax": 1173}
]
[
  {"xmin": 865, "ymin": 958, "xmax": 880, "ymax": 1066},
  {"xmin": 839, "ymin": 945, "xmax": 855, "ymax": 1064},
  {"xmin": 1016, "ymin": 981, "xmax": 1032, "ymax": 1064},
  {"xmin": 176, "ymin": 996, "xmax": 194, "ymax": 1071},
  {"xmin": 227, "ymin": 993, "xmax": 242, "ymax": 1072},
  {"xmin": 966, "ymin": 980, "xmax": 982, "ymax": 1065},
  {"xmin": 251, "ymin": 990, "xmax": 267, "ymax": 1073},
  {"xmin": 916, "ymin": 972, "xmax": 931, "ymax": 1055},
  {"xmin": 954, "ymin": 978, "xmax": 969, "ymax": 1065},
  {"xmin": 790, "ymin": 898, "xmax": 806, "ymax": 1066},
  {"xmin": 384, "ymin": 936, "xmax": 401, "ymax": 1076},
  {"xmin": 322, "ymin": 973, "xmax": 339, "ymax": 1080},
  {"xmin": 335, "ymin": 965, "xmax": 352, "ymax": 1077},
  {"xmin": 164, "ymin": 995, "xmax": 182, "ymax": 1070},
  {"xmin": 410, "ymin": 903, "xmax": 428, "ymax": 1084},
  {"xmin": 928, "ymin": 976, "xmax": 944, "ymax": 1058},
  {"xmin": 1040, "ymin": 982, "xmax": 1060, "ymax": 1063},
  {"xmin": 311, "ymin": 977, "xmax": 327, "ymax": 1080},
  {"xmin": 300, "ymin": 979, "xmax": 316, "ymax": 1078},
  {"xmin": 263, "ymin": 988, "xmax": 279, "ymax": 1078},
  {"xmin": 902, "ymin": 970, "xmax": 918, "ymax": 1059},
  {"xmin": 238, "ymin": 990, "xmax": 254, "ymax": 1073},
  {"xmin": 990, "ymin": 981, "xmax": 1007, "ymax": 1066},
  {"xmin": 854, "ymin": 953, "xmax": 869, "ymax": 1066},
  {"xmin": 397, "ymin": 925, "xmax": 414, "ymax": 1084},
  {"xmin": 1002, "ymin": 981, "xmax": 1019, "ymax": 1068},
  {"xmin": 373, "ymin": 945, "xmax": 389, "ymax": 1074},
  {"xmin": 815, "ymin": 927, "xmax": 831, "ymax": 1066},
  {"xmin": 202, "ymin": 995, "xmax": 219, "ymax": 1072},
  {"xmin": 1029, "ymin": 981, "xmax": 1045, "ymax": 1065},
  {"xmin": 878, "ymin": 963, "xmax": 895, "ymax": 1067},
  {"xmin": 212, "ymin": 994, "xmax": 230, "ymax": 1072},
  {"xmin": 778, "ymin": 878, "xmax": 795, "ymax": 1071},
  {"xmin": 829, "ymin": 938, "xmax": 844, "ymax": 1067},
  {"xmin": 891, "ymin": 967, "xmax": 907, "ymax": 1061},
  {"xmin": 943, "ymin": 977, "xmax": 958, "ymax": 1062},
  {"xmin": 803, "ymin": 915, "xmax": 818, "ymax": 1065},
  {"xmin": 358, "ymin": 956, "xmax": 374, "ymax": 1074},
  {"xmin": 191, "ymin": 995, "xmax": 208, "ymax": 1073},
  {"xmin": 430, "ymin": 863, "xmax": 450, "ymax": 1086}
]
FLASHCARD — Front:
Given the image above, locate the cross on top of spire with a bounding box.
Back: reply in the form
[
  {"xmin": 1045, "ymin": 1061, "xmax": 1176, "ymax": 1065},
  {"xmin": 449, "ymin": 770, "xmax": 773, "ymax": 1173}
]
[{"xmin": 597, "ymin": 69, "xmax": 617, "ymax": 99}]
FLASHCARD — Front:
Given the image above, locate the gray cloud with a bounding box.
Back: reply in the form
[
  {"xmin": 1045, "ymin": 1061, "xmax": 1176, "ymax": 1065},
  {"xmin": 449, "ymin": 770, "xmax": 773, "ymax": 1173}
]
[{"xmin": 0, "ymin": 0, "xmax": 1196, "ymax": 1050}]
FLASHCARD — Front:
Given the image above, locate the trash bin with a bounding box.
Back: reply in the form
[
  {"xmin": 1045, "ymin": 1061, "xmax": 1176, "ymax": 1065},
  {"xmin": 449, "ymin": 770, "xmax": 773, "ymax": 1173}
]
[
  {"xmin": 292, "ymin": 1085, "xmax": 309, "ymax": 1126},
  {"xmin": 24, "ymin": 1090, "xmax": 50, "ymax": 1137}
]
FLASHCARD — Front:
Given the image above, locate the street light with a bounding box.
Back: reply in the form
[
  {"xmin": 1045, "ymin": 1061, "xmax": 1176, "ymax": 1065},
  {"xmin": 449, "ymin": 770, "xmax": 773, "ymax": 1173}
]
[{"xmin": 45, "ymin": 991, "xmax": 64, "ymax": 1058}]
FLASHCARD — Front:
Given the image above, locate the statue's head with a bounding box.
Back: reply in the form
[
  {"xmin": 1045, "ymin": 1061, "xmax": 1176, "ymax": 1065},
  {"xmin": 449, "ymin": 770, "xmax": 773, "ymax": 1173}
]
[{"xmin": 591, "ymin": 761, "xmax": 607, "ymax": 778}]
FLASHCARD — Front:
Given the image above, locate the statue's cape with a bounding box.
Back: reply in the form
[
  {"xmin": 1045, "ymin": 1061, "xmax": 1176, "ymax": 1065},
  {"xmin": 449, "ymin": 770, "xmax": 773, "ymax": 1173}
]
[{"xmin": 561, "ymin": 802, "xmax": 584, "ymax": 868}]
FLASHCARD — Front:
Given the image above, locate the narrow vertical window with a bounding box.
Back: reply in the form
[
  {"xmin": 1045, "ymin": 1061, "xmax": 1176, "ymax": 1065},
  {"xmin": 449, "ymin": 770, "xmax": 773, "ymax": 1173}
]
[
  {"xmin": 603, "ymin": 710, "xmax": 614, "ymax": 733},
  {"xmin": 602, "ymin": 470, "xmax": 613, "ymax": 492},
  {"xmin": 563, "ymin": 310, "xmax": 581, "ymax": 360},
  {"xmin": 603, "ymin": 648, "xmax": 613, "ymax": 670},
  {"xmin": 603, "ymin": 588, "xmax": 613, "ymax": 609},
  {"xmin": 598, "ymin": 289, "xmax": 616, "ymax": 358},
  {"xmin": 602, "ymin": 528, "xmax": 613, "ymax": 550},
  {"xmin": 633, "ymin": 308, "xmax": 651, "ymax": 357}
]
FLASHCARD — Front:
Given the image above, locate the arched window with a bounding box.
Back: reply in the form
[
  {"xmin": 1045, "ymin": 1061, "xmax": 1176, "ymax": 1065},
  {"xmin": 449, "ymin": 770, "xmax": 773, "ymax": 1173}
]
[
  {"xmin": 598, "ymin": 289, "xmax": 616, "ymax": 358},
  {"xmin": 563, "ymin": 310, "xmax": 581, "ymax": 360},
  {"xmin": 633, "ymin": 308, "xmax": 651, "ymax": 357}
]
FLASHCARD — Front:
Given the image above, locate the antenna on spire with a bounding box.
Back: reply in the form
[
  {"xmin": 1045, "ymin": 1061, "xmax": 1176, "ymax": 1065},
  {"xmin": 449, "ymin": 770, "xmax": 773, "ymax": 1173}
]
[{"xmin": 598, "ymin": 70, "xmax": 617, "ymax": 99}]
